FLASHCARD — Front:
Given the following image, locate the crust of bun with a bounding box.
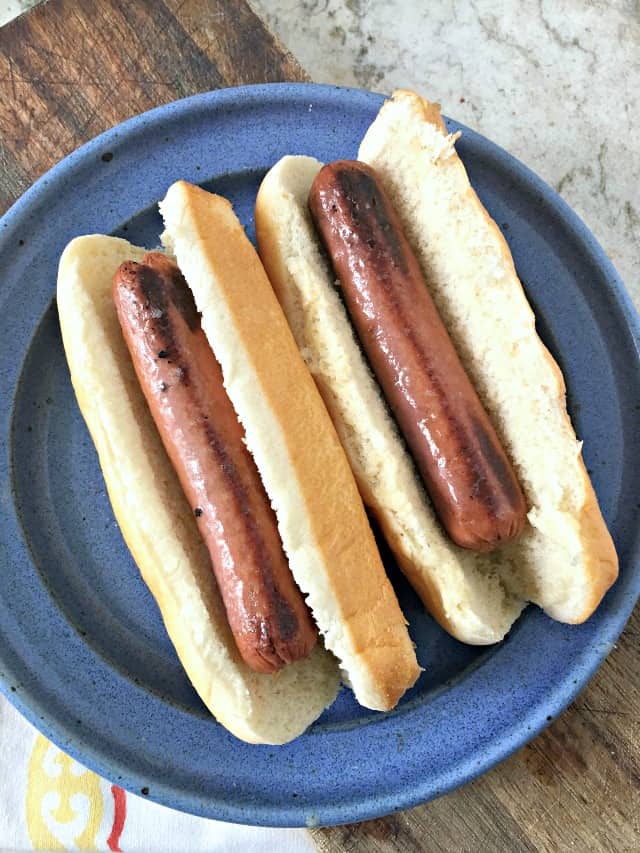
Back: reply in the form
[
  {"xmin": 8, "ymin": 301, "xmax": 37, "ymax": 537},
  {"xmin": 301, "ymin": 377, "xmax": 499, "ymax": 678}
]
[
  {"xmin": 358, "ymin": 90, "xmax": 617, "ymax": 623},
  {"xmin": 57, "ymin": 235, "xmax": 340, "ymax": 744},
  {"xmin": 159, "ymin": 183, "xmax": 420, "ymax": 711}
]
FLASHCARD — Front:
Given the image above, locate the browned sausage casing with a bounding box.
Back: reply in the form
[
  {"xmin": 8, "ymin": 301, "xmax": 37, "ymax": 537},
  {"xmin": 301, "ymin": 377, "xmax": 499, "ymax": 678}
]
[
  {"xmin": 113, "ymin": 253, "xmax": 317, "ymax": 673},
  {"xmin": 308, "ymin": 161, "xmax": 527, "ymax": 551}
]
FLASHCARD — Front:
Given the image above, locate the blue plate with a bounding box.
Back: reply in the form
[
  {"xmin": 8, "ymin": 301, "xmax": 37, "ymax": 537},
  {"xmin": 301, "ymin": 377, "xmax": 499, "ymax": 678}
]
[{"xmin": 1, "ymin": 83, "xmax": 639, "ymax": 828}]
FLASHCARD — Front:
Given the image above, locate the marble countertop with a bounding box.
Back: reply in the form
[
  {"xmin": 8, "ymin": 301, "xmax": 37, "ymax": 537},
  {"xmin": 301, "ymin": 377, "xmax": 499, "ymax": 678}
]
[
  {"xmin": 3, "ymin": 0, "xmax": 637, "ymax": 300},
  {"xmin": 251, "ymin": 0, "xmax": 638, "ymax": 303}
]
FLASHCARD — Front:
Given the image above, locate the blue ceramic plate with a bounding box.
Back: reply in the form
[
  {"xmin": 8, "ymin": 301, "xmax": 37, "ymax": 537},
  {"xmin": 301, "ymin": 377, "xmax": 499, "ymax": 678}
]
[{"xmin": 1, "ymin": 84, "xmax": 639, "ymax": 828}]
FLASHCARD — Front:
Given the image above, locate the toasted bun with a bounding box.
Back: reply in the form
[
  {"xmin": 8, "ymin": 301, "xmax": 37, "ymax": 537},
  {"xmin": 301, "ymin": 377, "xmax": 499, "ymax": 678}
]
[
  {"xmin": 159, "ymin": 182, "xmax": 420, "ymax": 711},
  {"xmin": 254, "ymin": 91, "xmax": 617, "ymax": 642},
  {"xmin": 57, "ymin": 235, "xmax": 339, "ymax": 744}
]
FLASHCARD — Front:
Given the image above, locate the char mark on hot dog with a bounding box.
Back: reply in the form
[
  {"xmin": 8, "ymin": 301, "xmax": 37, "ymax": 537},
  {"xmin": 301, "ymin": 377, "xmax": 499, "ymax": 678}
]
[
  {"xmin": 308, "ymin": 160, "xmax": 527, "ymax": 552},
  {"xmin": 113, "ymin": 252, "xmax": 317, "ymax": 673}
]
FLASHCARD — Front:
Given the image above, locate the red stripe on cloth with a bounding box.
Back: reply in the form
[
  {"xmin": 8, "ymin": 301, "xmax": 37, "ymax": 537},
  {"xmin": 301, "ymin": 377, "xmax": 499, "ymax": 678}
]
[{"xmin": 107, "ymin": 785, "xmax": 127, "ymax": 852}]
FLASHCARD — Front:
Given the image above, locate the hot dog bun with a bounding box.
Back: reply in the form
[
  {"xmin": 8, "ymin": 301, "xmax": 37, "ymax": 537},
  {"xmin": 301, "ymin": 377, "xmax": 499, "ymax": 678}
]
[
  {"xmin": 57, "ymin": 235, "xmax": 339, "ymax": 745},
  {"xmin": 256, "ymin": 156, "xmax": 523, "ymax": 643},
  {"xmin": 358, "ymin": 91, "xmax": 618, "ymax": 622},
  {"xmin": 159, "ymin": 181, "xmax": 420, "ymax": 710},
  {"xmin": 255, "ymin": 91, "xmax": 618, "ymax": 643}
]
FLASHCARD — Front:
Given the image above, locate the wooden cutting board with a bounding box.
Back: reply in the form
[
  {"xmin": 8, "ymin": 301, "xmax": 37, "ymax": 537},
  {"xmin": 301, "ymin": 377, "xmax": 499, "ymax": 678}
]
[{"xmin": 1, "ymin": 2, "xmax": 637, "ymax": 850}]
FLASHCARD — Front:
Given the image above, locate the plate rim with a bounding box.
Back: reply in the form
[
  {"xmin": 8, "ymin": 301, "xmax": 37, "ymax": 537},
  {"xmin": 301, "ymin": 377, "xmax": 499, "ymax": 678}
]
[{"xmin": 1, "ymin": 82, "xmax": 639, "ymax": 828}]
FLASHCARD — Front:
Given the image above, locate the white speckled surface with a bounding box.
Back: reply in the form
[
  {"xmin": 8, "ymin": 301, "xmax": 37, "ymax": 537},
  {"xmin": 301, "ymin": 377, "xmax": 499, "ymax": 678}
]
[
  {"xmin": 250, "ymin": 0, "xmax": 639, "ymax": 303},
  {"xmin": 0, "ymin": 0, "xmax": 32, "ymax": 26},
  {"xmin": 3, "ymin": 0, "xmax": 638, "ymax": 301}
]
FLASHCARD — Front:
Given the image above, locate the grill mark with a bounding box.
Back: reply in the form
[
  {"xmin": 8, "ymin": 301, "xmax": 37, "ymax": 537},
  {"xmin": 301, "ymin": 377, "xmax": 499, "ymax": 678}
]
[
  {"xmin": 385, "ymin": 283, "xmax": 518, "ymax": 514},
  {"xmin": 411, "ymin": 356, "xmax": 503, "ymax": 517},
  {"xmin": 470, "ymin": 414, "xmax": 522, "ymax": 508},
  {"xmin": 129, "ymin": 261, "xmax": 198, "ymax": 385},
  {"xmin": 334, "ymin": 165, "xmax": 408, "ymax": 273},
  {"xmin": 200, "ymin": 420, "xmax": 300, "ymax": 645},
  {"xmin": 137, "ymin": 256, "xmax": 200, "ymax": 331},
  {"xmin": 115, "ymin": 262, "xmax": 193, "ymax": 390},
  {"xmin": 136, "ymin": 265, "xmax": 176, "ymax": 347},
  {"xmin": 401, "ymin": 324, "xmax": 517, "ymax": 515},
  {"xmin": 172, "ymin": 277, "xmax": 199, "ymax": 331},
  {"xmin": 329, "ymin": 166, "xmax": 517, "ymax": 512}
]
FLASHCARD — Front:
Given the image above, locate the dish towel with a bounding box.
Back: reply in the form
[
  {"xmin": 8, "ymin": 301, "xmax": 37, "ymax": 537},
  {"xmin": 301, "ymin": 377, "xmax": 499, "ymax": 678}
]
[{"xmin": 0, "ymin": 695, "xmax": 314, "ymax": 852}]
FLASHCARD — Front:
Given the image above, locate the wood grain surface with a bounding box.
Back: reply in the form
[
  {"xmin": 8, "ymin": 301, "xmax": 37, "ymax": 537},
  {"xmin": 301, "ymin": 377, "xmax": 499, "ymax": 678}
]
[
  {"xmin": 0, "ymin": 0, "xmax": 306, "ymax": 214},
  {"xmin": 1, "ymin": 2, "xmax": 638, "ymax": 851}
]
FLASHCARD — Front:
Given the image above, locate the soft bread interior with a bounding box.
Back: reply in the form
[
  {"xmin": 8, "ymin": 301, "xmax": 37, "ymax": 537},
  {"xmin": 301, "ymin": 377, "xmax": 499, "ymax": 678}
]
[
  {"xmin": 160, "ymin": 182, "xmax": 420, "ymax": 711},
  {"xmin": 57, "ymin": 235, "xmax": 340, "ymax": 744},
  {"xmin": 358, "ymin": 90, "xmax": 617, "ymax": 623},
  {"xmin": 256, "ymin": 156, "xmax": 524, "ymax": 644}
]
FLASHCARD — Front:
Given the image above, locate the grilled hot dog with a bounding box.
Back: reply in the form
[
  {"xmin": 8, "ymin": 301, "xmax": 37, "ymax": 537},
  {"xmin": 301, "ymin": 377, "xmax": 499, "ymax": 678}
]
[
  {"xmin": 112, "ymin": 252, "xmax": 317, "ymax": 673},
  {"xmin": 308, "ymin": 160, "xmax": 527, "ymax": 551}
]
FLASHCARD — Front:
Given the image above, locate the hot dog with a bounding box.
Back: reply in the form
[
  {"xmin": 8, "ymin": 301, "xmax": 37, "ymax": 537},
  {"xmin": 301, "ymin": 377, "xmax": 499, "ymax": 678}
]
[
  {"xmin": 255, "ymin": 89, "xmax": 617, "ymax": 645},
  {"xmin": 112, "ymin": 252, "xmax": 317, "ymax": 673},
  {"xmin": 57, "ymin": 177, "xmax": 420, "ymax": 743},
  {"xmin": 308, "ymin": 160, "xmax": 527, "ymax": 552},
  {"xmin": 58, "ymin": 235, "xmax": 340, "ymax": 745},
  {"xmin": 159, "ymin": 181, "xmax": 420, "ymax": 712}
]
